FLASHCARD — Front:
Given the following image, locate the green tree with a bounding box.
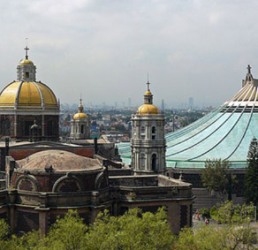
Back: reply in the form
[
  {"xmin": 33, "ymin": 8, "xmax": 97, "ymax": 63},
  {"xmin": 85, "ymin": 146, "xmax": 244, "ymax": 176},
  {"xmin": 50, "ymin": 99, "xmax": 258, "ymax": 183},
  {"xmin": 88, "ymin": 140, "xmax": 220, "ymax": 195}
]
[
  {"xmin": 43, "ymin": 210, "xmax": 88, "ymax": 250},
  {"xmin": 84, "ymin": 208, "xmax": 175, "ymax": 250},
  {"xmin": 201, "ymin": 159, "xmax": 229, "ymax": 199},
  {"xmin": 245, "ymin": 137, "xmax": 258, "ymax": 207},
  {"xmin": 175, "ymin": 224, "xmax": 256, "ymax": 250},
  {"xmin": 210, "ymin": 201, "xmax": 256, "ymax": 224}
]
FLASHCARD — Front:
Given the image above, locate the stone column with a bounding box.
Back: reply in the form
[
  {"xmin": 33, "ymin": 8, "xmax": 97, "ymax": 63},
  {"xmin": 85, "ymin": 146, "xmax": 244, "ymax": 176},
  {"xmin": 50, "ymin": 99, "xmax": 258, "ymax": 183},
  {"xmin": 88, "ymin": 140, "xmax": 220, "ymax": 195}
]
[
  {"xmin": 14, "ymin": 114, "xmax": 17, "ymax": 137},
  {"xmin": 42, "ymin": 115, "xmax": 45, "ymax": 137},
  {"xmin": 167, "ymin": 203, "xmax": 181, "ymax": 234},
  {"xmin": 36, "ymin": 208, "xmax": 50, "ymax": 236}
]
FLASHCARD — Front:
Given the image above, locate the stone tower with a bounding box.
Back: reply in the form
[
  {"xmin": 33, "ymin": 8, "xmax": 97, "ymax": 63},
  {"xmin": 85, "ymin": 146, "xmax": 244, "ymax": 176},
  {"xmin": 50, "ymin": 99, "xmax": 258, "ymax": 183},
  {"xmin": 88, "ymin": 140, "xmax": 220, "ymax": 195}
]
[
  {"xmin": 131, "ymin": 82, "xmax": 166, "ymax": 174},
  {"xmin": 70, "ymin": 99, "xmax": 90, "ymax": 139}
]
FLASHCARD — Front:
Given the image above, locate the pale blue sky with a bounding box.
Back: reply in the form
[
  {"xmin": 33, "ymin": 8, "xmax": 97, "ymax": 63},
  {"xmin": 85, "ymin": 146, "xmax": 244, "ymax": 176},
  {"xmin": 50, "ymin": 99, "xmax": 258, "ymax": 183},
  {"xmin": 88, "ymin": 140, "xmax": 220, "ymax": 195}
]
[{"xmin": 1, "ymin": 0, "xmax": 258, "ymax": 108}]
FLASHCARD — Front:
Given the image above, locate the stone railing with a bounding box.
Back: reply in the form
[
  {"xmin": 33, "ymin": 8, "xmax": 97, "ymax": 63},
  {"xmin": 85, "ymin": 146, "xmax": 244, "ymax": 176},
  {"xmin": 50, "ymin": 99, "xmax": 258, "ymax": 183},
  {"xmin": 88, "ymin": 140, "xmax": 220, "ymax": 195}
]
[{"xmin": 8, "ymin": 188, "xmax": 111, "ymax": 208}]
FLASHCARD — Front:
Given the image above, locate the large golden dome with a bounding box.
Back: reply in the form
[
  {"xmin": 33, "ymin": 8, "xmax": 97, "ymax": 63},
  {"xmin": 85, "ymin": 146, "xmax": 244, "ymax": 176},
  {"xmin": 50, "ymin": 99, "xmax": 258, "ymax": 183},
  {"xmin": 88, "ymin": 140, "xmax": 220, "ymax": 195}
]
[{"xmin": 0, "ymin": 81, "xmax": 58, "ymax": 108}]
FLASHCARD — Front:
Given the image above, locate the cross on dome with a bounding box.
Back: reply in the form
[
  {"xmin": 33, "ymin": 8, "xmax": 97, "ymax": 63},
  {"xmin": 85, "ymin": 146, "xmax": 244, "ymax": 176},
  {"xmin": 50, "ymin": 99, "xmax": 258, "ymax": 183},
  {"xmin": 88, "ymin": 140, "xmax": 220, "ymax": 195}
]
[
  {"xmin": 146, "ymin": 81, "xmax": 150, "ymax": 91},
  {"xmin": 24, "ymin": 46, "xmax": 29, "ymax": 59},
  {"xmin": 247, "ymin": 64, "xmax": 252, "ymax": 74}
]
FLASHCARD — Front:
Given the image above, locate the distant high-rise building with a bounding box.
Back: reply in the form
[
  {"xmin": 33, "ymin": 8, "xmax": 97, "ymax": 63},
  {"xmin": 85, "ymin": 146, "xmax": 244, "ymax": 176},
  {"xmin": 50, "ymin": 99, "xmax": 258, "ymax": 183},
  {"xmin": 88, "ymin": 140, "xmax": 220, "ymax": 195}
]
[
  {"xmin": 188, "ymin": 97, "xmax": 194, "ymax": 110},
  {"xmin": 161, "ymin": 99, "xmax": 165, "ymax": 112}
]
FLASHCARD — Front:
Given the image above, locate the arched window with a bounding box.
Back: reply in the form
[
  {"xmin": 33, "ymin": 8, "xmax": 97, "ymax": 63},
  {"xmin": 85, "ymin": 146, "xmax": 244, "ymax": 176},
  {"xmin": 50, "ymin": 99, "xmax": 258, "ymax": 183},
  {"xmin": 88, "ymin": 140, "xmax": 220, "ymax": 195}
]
[
  {"xmin": 151, "ymin": 154, "xmax": 157, "ymax": 171},
  {"xmin": 152, "ymin": 126, "xmax": 156, "ymax": 140},
  {"xmin": 141, "ymin": 126, "xmax": 145, "ymax": 139},
  {"xmin": 80, "ymin": 125, "xmax": 84, "ymax": 134},
  {"xmin": 140, "ymin": 153, "xmax": 145, "ymax": 170}
]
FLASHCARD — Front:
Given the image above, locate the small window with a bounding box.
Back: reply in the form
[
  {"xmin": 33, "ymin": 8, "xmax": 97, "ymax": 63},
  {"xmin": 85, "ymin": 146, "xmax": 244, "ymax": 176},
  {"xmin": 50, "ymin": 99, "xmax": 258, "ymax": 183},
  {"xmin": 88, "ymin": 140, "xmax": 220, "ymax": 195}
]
[
  {"xmin": 25, "ymin": 72, "xmax": 29, "ymax": 78},
  {"xmin": 80, "ymin": 125, "xmax": 84, "ymax": 134}
]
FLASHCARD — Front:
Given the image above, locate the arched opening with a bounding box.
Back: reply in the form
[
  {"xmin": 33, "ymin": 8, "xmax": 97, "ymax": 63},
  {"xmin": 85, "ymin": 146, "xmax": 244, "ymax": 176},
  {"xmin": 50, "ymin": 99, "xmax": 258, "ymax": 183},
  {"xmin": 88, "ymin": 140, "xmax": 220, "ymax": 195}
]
[
  {"xmin": 151, "ymin": 126, "xmax": 156, "ymax": 140},
  {"xmin": 80, "ymin": 125, "xmax": 84, "ymax": 134},
  {"xmin": 151, "ymin": 154, "xmax": 157, "ymax": 172},
  {"xmin": 140, "ymin": 153, "xmax": 145, "ymax": 170}
]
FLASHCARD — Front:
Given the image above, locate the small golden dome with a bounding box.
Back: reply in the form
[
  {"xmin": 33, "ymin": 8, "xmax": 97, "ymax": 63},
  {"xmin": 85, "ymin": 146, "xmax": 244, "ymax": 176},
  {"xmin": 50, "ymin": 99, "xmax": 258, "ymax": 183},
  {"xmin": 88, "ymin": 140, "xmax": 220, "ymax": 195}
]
[
  {"xmin": 144, "ymin": 90, "xmax": 152, "ymax": 96},
  {"xmin": 137, "ymin": 104, "xmax": 159, "ymax": 115},
  {"xmin": 19, "ymin": 59, "xmax": 34, "ymax": 65},
  {"xmin": 0, "ymin": 81, "xmax": 58, "ymax": 108},
  {"xmin": 73, "ymin": 112, "xmax": 88, "ymax": 120}
]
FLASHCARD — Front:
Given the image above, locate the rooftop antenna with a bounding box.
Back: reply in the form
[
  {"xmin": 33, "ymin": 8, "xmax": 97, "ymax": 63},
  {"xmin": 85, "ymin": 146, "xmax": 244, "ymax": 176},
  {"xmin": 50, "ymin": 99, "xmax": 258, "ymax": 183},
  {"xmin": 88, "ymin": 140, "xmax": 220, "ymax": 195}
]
[{"xmin": 24, "ymin": 38, "xmax": 29, "ymax": 59}]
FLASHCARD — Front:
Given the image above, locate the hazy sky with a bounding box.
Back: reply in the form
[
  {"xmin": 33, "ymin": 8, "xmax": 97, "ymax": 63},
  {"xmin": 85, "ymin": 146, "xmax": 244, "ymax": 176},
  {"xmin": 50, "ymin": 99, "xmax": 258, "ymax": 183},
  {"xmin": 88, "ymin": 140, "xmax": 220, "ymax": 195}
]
[{"xmin": 1, "ymin": 0, "xmax": 258, "ymax": 108}]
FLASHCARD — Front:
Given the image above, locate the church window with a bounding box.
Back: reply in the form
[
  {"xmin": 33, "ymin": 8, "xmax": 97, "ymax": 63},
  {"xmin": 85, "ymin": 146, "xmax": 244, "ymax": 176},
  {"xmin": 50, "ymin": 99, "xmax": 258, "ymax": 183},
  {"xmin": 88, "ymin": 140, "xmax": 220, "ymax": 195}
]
[
  {"xmin": 151, "ymin": 126, "xmax": 156, "ymax": 140},
  {"xmin": 140, "ymin": 153, "xmax": 145, "ymax": 169},
  {"xmin": 151, "ymin": 154, "xmax": 157, "ymax": 171},
  {"xmin": 141, "ymin": 126, "xmax": 145, "ymax": 139},
  {"xmin": 80, "ymin": 125, "xmax": 84, "ymax": 134},
  {"xmin": 25, "ymin": 72, "xmax": 29, "ymax": 78}
]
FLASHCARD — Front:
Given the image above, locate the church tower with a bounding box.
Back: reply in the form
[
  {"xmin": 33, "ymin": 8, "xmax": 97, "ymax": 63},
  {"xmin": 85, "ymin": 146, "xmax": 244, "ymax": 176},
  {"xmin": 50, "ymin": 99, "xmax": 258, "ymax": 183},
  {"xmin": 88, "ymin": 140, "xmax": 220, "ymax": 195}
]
[
  {"xmin": 131, "ymin": 82, "xmax": 166, "ymax": 174},
  {"xmin": 70, "ymin": 99, "xmax": 90, "ymax": 139}
]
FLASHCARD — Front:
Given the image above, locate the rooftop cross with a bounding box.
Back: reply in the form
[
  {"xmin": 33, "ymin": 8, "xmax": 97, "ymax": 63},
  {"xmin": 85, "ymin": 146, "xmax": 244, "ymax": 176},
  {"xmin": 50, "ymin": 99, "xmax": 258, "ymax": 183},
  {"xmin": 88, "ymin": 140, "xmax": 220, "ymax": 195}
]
[
  {"xmin": 146, "ymin": 81, "xmax": 150, "ymax": 91},
  {"xmin": 247, "ymin": 64, "xmax": 252, "ymax": 74},
  {"xmin": 24, "ymin": 46, "xmax": 29, "ymax": 59},
  {"xmin": 24, "ymin": 38, "xmax": 29, "ymax": 59}
]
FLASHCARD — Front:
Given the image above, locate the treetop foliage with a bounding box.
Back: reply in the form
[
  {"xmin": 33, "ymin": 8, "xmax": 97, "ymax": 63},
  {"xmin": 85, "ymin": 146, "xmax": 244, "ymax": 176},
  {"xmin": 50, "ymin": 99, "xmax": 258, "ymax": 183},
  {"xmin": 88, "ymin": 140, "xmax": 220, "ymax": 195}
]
[
  {"xmin": 0, "ymin": 205, "xmax": 256, "ymax": 250},
  {"xmin": 201, "ymin": 159, "xmax": 229, "ymax": 194}
]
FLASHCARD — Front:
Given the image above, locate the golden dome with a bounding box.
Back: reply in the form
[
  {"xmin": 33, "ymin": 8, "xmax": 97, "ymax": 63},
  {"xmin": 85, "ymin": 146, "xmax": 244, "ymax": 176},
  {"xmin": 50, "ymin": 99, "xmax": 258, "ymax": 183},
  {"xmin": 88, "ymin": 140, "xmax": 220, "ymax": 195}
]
[
  {"xmin": 137, "ymin": 104, "xmax": 159, "ymax": 115},
  {"xmin": 73, "ymin": 112, "xmax": 88, "ymax": 120},
  {"xmin": 144, "ymin": 90, "xmax": 152, "ymax": 96},
  {"xmin": 0, "ymin": 81, "xmax": 58, "ymax": 108},
  {"xmin": 19, "ymin": 59, "xmax": 34, "ymax": 65}
]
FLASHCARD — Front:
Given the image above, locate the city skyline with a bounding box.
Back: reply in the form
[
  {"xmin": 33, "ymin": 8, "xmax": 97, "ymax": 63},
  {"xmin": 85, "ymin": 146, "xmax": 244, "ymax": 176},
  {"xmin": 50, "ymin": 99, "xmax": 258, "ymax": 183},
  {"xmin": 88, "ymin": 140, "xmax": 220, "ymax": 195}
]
[{"xmin": 1, "ymin": 1, "xmax": 258, "ymax": 107}]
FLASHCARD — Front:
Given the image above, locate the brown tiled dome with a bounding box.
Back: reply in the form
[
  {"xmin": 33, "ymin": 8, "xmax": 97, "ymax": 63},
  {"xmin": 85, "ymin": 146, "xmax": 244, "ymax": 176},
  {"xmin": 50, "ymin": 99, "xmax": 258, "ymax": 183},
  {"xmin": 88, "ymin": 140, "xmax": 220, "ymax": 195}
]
[{"xmin": 16, "ymin": 150, "xmax": 103, "ymax": 173}]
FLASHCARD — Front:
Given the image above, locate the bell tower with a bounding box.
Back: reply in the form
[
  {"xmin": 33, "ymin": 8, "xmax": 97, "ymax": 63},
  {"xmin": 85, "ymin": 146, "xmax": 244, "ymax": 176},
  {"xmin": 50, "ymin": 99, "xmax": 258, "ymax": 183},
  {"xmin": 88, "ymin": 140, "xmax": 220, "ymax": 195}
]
[
  {"xmin": 131, "ymin": 82, "xmax": 166, "ymax": 174},
  {"xmin": 70, "ymin": 99, "xmax": 91, "ymax": 139}
]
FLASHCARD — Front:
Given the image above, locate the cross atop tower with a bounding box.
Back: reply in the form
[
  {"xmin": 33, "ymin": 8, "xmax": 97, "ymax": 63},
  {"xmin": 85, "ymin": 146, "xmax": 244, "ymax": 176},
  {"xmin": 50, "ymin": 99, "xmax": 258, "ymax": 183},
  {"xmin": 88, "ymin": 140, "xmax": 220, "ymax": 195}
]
[
  {"xmin": 24, "ymin": 46, "xmax": 29, "ymax": 59},
  {"xmin": 247, "ymin": 64, "xmax": 252, "ymax": 74},
  {"xmin": 146, "ymin": 81, "xmax": 150, "ymax": 91}
]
